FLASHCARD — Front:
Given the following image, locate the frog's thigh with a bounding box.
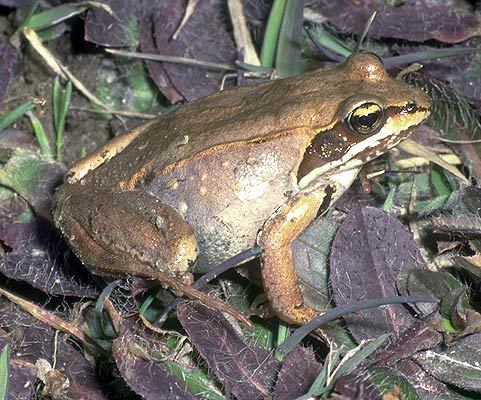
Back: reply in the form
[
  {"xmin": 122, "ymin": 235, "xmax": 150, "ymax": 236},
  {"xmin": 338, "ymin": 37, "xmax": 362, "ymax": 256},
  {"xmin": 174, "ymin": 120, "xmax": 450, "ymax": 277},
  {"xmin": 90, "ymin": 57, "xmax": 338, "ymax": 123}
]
[
  {"xmin": 258, "ymin": 189, "xmax": 328, "ymax": 325},
  {"xmin": 53, "ymin": 184, "xmax": 198, "ymax": 278}
]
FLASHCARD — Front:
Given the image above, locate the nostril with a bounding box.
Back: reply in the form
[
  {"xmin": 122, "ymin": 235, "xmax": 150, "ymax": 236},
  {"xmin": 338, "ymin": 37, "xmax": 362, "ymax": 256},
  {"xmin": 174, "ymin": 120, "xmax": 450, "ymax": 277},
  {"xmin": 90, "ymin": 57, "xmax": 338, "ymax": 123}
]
[{"xmin": 405, "ymin": 101, "xmax": 417, "ymax": 113}]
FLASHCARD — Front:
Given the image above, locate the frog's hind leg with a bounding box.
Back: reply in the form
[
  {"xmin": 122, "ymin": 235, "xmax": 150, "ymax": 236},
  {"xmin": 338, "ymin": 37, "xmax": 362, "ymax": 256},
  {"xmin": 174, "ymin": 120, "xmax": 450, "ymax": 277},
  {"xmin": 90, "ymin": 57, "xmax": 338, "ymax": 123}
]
[
  {"xmin": 258, "ymin": 188, "xmax": 329, "ymax": 325},
  {"xmin": 53, "ymin": 183, "xmax": 198, "ymax": 279},
  {"xmin": 53, "ymin": 184, "xmax": 252, "ymax": 326}
]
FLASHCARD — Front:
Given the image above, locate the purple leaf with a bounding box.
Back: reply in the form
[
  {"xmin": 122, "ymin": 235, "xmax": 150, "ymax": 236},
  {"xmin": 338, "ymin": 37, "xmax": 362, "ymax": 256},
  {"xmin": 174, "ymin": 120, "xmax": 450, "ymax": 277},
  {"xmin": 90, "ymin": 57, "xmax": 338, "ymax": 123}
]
[
  {"xmin": 414, "ymin": 333, "xmax": 481, "ymax": 392},
  {"xmin": 334, "ymin": 183, "xmax": 384, "ymax": 214},
  {"xmin": 0, "ymin": 43, "xmax": 22, "ymax": 106},
  {"xmin": 0, "ymin": 306, "xmax": 107, "ymax": 399},
  {"xmin": 177, "ymin": 303, "xmax": 280, "ymax": 400},
  {"xmin": 394, "ymin": 359, "xmax": 453, "ymax": 398},
  {"xmin": 372, "ymin": 314, "xmax": 443, "ymax": 367},
  {"xmin": 451, "ymin": 49, "xmax": 481, "ymax": 111},
  {"xmin": 52, "ymin": 335, "xmax": 108, "ymax": 399},
  {"xmin": 273, "ymin": 346, "xmax": 322, "ymax": 400},
  {"xmin": 330, "ymin": 206, "xmax": 424, "ymax": 342},
  {"xmin": 86, "ymin": 0, "xmax": 185, "ymax": 102},
  {"xmin": 139, "ymin": 10, "xmax": 183, "ymax": 103},
  {"xmin": 0, "ymin": 195, "xmax": 29, "ymax": 242},
  {"xmin": 84, "ymin": 0, "xmax": 141, "ymax": 47},
  {"xmin": 311, "ymin": 1, "xmax": 481, "ymax": 43},
  {"xmin": 112, "ymin": 332, "xmax": 196, "ymax": 400},
  {"xmin": 291, "ymin": 216, "xmax": 356, "ymax": 349},
  {"xmin": 0, "ymin": 329, "xmax": 36, "ymax": 399},
  {"xmin": 0, "ymin": 218, "xmax": 99, "ymax": 297},
  {"xmin": 152, "ymin": 0, "xmax": 237, "ymax": 101},
  {"xmin": 336, "ymin": 358, "xmax": 451, "ymax": 398}
]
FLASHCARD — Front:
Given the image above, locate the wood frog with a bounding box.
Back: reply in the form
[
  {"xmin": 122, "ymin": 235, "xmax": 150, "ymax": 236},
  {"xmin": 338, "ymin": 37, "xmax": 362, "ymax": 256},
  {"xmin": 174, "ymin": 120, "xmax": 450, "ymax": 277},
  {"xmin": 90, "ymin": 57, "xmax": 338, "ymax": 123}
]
[{"xmin": 53, "ymin": 52, "xmax": 431, "ymax": 325}]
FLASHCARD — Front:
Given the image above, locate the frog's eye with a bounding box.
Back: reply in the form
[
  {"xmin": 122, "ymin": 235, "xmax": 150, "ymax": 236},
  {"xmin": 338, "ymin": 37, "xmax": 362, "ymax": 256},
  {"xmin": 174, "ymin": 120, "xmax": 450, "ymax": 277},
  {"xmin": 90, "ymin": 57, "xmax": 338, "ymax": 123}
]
[{"xmin": 347, "ymin": 102, "xmax": 384, "ymax": 135}]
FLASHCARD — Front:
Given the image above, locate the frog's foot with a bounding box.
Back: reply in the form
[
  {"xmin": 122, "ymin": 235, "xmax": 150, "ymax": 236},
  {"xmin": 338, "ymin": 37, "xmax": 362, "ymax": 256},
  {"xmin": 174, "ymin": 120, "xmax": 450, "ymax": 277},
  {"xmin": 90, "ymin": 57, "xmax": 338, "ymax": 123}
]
[{"xmin": 258, "ymin": 188, "xmax": 328, "ymax": 325}]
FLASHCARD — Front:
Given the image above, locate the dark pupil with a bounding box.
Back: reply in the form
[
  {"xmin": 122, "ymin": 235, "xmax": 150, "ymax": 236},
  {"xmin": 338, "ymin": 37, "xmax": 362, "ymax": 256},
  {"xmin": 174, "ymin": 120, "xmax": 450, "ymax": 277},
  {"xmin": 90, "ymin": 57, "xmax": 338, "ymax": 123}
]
[{"xmin": 356, "ymin": 112, "xmax": 379, "ymax": 128}]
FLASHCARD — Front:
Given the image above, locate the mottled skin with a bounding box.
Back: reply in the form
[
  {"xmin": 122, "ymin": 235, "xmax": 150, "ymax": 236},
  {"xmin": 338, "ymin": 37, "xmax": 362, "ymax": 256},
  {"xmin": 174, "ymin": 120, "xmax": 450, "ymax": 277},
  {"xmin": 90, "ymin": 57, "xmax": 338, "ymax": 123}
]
[{"xmin": 53, "ymin": 52, "xmax": 431, "ymax": 325}]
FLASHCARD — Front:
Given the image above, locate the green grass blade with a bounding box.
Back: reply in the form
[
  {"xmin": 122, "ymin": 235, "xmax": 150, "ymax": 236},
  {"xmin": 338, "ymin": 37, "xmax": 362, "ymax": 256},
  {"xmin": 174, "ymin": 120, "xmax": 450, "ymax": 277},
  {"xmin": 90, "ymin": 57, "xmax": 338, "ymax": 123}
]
[
  {"xmin": 0, "ymin": 345, "xmax": 10, "ymax": 400},
  {"xmin": 27, "ymin": 2, "xmax": 114, "ymax": 31},
  {"xmin": 21, "ymin": 0, "xmax": 39, "ymax": 27},
  {"xmin": 305, "ymin": 24, "xmax": 352, "ymax": 58},
  {"xmin": 382, "ymin": 186, "xmax": 396, "ymax": 212},
  {"xmin": 260, "ymin": 0, "xmax": 287, "ymax": 68},
  {"xmin": 275, "ymin": 321, "xmax": 290, "ymax": 361},
  {"xmin": 138, "ymin": 292, "xmax": 158, "ymax": 316},
  {"xmin": 430, "ymin": 165, "xmax": 453, "ymax": 197},
  {"xmin": 52, "ymin": 76, "xmax": 61, "ymax": 128},
  {"xmin": 28, "ymin": 4, "xmax": 89, "ymax": 30},
  {"xmin": 0, "ymin": 102, "xmax": 34, "ymax": 131},
  {"xmin": 275, "ymin": 0, "xmax": 304, "ymax": 78},
  {"xmin": 330, "ymin": 334, "xmax": 391, "ymax": 383},
  {"xmin": 164, "ymin": 360, "xmax": 224, "ymax": 400},
  {"xmin": 52, "ymin": 77, "xmax": 72, "ymax": 161},
  {"xmin": 26, "ymin": 111, "xmax": 52, "ymax": 158}
]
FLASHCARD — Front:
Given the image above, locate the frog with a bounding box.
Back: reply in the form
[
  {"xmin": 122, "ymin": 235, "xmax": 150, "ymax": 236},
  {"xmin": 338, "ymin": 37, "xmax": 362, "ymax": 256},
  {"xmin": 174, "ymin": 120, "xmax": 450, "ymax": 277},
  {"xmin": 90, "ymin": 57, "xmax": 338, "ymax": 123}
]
[{"xmin": 53, "ymin": 52, "xmax": 431, "ymax": 326}]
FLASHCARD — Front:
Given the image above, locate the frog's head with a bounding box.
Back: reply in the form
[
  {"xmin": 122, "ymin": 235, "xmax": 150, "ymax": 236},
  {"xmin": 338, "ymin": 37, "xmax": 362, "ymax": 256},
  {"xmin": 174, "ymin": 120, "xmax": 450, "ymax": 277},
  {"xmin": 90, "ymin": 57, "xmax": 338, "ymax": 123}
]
[{"xmin": 297, "ymin": 51, "xmax": 431, "ymax": 188}]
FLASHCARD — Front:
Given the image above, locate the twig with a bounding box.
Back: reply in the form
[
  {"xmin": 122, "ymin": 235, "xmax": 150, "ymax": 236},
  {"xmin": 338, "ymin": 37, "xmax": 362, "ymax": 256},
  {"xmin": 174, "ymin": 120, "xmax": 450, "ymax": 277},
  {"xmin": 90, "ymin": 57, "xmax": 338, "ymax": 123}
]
[
  {"xmin": 437, "ymin": 137, "xmax": 481, "ymax": 144},
  {"xmin": 172, "ymin": 0, "xmax": 199, "ymax": 40},
  {"xmin": 0, "ymin": 286, "xmax": 108, "ymax": 356},
  {"xmin": 106, "ymin": 48, "xmax": 236, "ymax": 71},
  {"xmin": 228, "ymin": 0, "xmax": 260, "ymax": 66}
]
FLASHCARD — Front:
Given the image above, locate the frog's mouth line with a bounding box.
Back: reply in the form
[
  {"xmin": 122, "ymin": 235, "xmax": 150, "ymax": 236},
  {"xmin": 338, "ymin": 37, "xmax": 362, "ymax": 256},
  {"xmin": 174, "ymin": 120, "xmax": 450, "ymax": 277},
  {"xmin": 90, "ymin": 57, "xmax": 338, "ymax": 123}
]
[{"xmin": 297, "ymin": 108, "xmax": 430, "ymax": 191}]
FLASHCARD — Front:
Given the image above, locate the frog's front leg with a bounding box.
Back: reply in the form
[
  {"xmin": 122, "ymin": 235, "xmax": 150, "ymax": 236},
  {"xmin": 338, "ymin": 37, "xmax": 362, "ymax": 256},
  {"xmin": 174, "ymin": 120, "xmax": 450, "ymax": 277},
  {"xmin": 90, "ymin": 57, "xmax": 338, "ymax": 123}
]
[{"xmin": 258, "ymin": 186, "xmax": 331, "ymax": 325}]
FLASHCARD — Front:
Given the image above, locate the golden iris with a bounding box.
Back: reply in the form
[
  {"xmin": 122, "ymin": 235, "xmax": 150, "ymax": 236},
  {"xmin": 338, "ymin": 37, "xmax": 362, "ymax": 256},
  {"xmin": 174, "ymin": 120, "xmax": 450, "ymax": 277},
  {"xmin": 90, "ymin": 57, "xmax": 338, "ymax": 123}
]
[{"xmin": 347, "ymin": 102, "xmax": 384, "ymax": 135}]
